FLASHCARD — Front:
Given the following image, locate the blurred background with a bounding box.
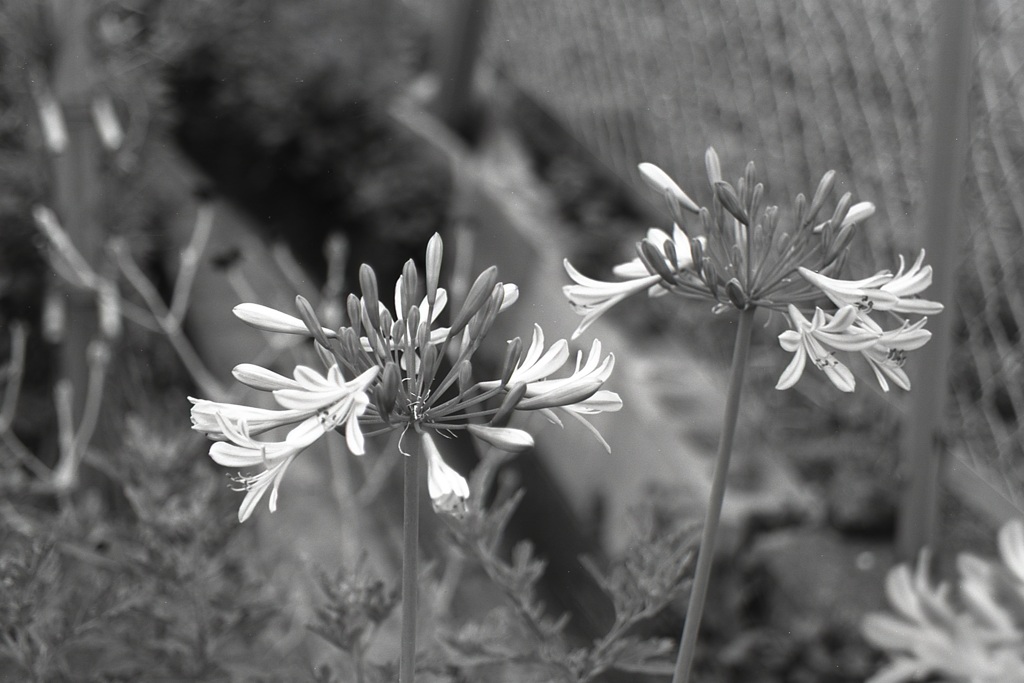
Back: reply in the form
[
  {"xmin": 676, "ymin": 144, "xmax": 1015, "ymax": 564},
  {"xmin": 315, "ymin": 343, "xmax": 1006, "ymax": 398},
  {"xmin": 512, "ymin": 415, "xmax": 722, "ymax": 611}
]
[{"xmin": 0, "ymin": 0, "xmax": 1020, "ymax": 680}]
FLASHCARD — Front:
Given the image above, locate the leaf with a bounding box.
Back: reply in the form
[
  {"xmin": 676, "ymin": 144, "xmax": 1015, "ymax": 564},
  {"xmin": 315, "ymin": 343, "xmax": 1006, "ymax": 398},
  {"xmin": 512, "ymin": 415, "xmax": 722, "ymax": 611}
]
[
  {"xmin": 608, "ymin": 636, "xmax": 677, "ymax": 675},
  {"xmin": 438, "ymin": 606, "xmax": 537, "ymax": 668}
]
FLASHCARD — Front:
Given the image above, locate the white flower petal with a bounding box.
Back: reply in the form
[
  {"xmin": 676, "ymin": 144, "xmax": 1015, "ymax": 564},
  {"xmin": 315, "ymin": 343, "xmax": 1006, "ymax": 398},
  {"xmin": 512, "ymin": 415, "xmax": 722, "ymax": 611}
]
[
  {"xmin": 775, "ymin": 344, "xmax": 807, "ymax": 390},
  {"xmin": 778, "ymin": 329, "xmax": 802, "ymax": 353},
  {"xmin": 612, "ymin": 257, "xmax": 650, "ymax": 279},
  {"xmin": 421, "ymin": 432, "xmax": 470, "ymax": 508},
  {"xmin": 189, "ymin": 398, "xmax": 308, "ymax": 436}
]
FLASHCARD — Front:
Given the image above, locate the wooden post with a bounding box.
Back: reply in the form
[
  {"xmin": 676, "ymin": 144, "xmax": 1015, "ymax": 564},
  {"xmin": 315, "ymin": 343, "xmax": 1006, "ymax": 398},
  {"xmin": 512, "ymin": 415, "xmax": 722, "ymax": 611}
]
[
  {"xmin": 45, "ymin": 0, "xmax": 105, "ymax": 430},
  {"xmin": 431, "ymin": 0, "xmax": 489, "ymax": 136},
  {"xmin": 897, "ymin": 0, "xmax": 975, "ymax": 561}
]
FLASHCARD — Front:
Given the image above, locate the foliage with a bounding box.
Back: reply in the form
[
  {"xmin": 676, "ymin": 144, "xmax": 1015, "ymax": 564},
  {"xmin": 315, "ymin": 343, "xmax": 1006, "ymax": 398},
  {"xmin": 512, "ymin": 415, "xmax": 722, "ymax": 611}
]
[
  {"xmin": 438, "ymin": 486, "xmax": 696, "ymax": 682},
  {"xmin": 0, "ymin": 412, "xmax": 306, "ymax": 682},
  {"xmin": 308, "ymin": 557, "xmax": 400, "ymax": 683}
]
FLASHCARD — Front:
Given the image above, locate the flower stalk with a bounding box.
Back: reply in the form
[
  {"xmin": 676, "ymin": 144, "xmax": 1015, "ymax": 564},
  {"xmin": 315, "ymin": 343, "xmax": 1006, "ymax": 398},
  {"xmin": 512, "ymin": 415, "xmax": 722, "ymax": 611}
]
[
  {"xmin": 400, "ymin": 436, "xmax": 421, "ymax": 683},
  {"xmin": 671, "ymin": 306, "xmax": 755, "ymax": 683}
]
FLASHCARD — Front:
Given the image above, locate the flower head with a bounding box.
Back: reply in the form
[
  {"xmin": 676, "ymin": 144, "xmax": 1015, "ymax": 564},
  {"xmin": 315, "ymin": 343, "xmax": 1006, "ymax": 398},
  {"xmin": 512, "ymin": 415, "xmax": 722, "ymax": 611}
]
[
  {"xmin": 192, "ymin": 233, "xmax": 620, "ymax": 519},
  {"xmin": 561, "ymin": 148, "xmax": 940, "ymax": 395},
  {"xmin": 562, "ymin": 149, "xmax": 879, "ymax": 335},
  {"xmin": 863, "ymin": 533, "xmax": 1024, "ymax": 683}
]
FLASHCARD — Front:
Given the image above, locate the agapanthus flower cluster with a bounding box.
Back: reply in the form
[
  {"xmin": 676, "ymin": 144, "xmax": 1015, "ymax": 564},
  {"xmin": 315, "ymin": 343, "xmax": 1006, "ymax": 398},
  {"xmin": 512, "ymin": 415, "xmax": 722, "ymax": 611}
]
[
  {"xmin": 191, "ymin": 233, "xmax": 621, "ymax": 521},
  {"xmin": 563, "ymin": 148, "xmax": 942, "ymax": 392},
  {"xmin": 862, "ymin": 520, "xmax": 1024, "ymax": 683}
]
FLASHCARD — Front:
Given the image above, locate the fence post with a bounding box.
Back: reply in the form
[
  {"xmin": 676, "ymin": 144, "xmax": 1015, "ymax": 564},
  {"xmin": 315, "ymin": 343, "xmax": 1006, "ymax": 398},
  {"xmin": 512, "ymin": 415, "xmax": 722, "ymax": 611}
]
[
  {"xmin": 430, "ymin": 0, "xmax": 490, "ymax": 136},
  {"xmin": 34, "ymin": 0, "xmax": 114, "ymax": 486},
  {"xmin": 897, "ymin": 0, "xmax": 975, "ymax": 561}
]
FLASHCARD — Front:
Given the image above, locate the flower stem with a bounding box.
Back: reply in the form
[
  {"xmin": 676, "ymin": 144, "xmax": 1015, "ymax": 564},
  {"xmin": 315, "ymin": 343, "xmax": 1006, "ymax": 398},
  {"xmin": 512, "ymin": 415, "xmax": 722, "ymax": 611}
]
[
  {"xmin": 400, "ymin": 445, "xmax": 421, "ymax": 683},
  {"xmin": 672, "ymin": 306, "xmax": 755, "ymax": 683}
]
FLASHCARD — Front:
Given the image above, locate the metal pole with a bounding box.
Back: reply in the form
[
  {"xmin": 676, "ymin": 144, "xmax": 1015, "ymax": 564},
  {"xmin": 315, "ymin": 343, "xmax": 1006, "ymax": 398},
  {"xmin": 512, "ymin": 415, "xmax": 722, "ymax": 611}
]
[{"xmin": 897, "ymin": 0, "xmax": 974, "ymax": 561}]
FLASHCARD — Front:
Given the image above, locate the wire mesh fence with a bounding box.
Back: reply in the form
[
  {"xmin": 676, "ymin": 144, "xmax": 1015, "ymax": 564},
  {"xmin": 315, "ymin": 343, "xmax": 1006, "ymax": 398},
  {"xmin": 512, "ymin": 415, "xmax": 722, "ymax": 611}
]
[{"xmin": 430, "ymin": 0, "xmax": 1024, "ymax": 509}]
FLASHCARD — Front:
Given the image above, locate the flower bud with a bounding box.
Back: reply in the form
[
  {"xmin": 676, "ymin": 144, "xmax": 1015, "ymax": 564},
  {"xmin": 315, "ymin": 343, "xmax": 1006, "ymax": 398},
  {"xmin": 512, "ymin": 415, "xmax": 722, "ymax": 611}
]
[
  {"xmin": 405, "ymin": 305, "xmax": 421, "ymax": 341},
  {"xmin": 840, "ymin": 201, "xmax": 875, "ymax": 229},
  {"xmin": 232, "ymin": 363, "xmax": 300, "ymax": 391},
  {"xmin": 705, "ymin": 147, "xmax": 722, "ymax": 185},
  {"xmin": 340, "ymin": 327, "xmax": 363, "ymax": 359},
  {"xmin": 295, "ymin": 295, "xmax": 331, "ymax": 348},
  {"xmin": 490, "ymin": 382, "xmax": 528, "ymax": 427},
  {"xmin": 346, "ymin": 293, "xmax": 362, "ymax": 335},
  {"xmin": 749, "ymin": 183, "xmax": 764, "ymax": 226},
  {"xmin": 467, "ymin": 283, "xmax": 504, "ymax": 343},
  {"xmin": 425, "ymin": 233, "xmax": 443, "ymax": 306},
  {"xmin": 639, "ymin": 239, "xmax": 677, "ymax": 283},
  {"xmin": 449, "ymin": 266, "xmax": 498, "ymax": 337},
  {"xmin": 467, "ymin": 424, "xmax": 534, "ymax": 452},
  {"xmin": 794, "ymin": 192, "xmax": 807, "ymax": 229},
  {"xmin": 457, "ymin": 359, "xmax": 474, "ymax": 395},
  {"xmin": 662, "ymin": 235, "xmax": 680, "ymax": 270},
  {"xmin": 418, "ymin": 343, "xmax": 439, "ymax": 391},
  {"xmin": 828, "ymin": 191, "xmax": 853, "ymax": 234},
  {"xmin": 725, "ymin": 278, "xmax": 748, "ymax": 310},
  {"xmin": 637, "ymin": 162, "xmax": 700, "ymax": 213},
  {"xmin": 499, "ymin": 283, "xmax": 520, "ymax": 311},
  {"xmin": 416, "ymin": 320, "xmax": 432, "ymax": 352},
  {"xmin": 390, "ymin": 319, "xmax": 405, "ymax": 347},
  {"xmin": 690, "ymin": 237, "xmax": 705, "ymax": 276},
  {"xmin": 826, "ymin": 223, "xmax": 856, "ymax": 262},
  {"xmin": 699, "ymin": 206, "xmax": 715, "ymax": 239},
  {"xmin": 377, "ymin": 361, "xmax": 400, "ymax": 417},
  {"xmin": 400, "ymin": 259, "xmax": 419, "ymax": 315},
  {"xmin": 379, "ymin": 308, "xmax": 395, "ymax": 342},
  {"xmin": 359, "ymin": 264, "xmax": 380, "ymax": 329},
  {"xmin": 234, "ymin": 303, "xmax": 314, "ymax": 336},
  {"xmin": 807, "ymin": 170, "xmax": 836, "ymax": 225},
  {"xmin": 702, "ymin": 259, "xmax": 721, "ymax": 297},
  {"xmin": 366, "ymin": 323, "xmax": 388, "ymax": 359},
  {"xmin": 743, "ymin": 161, "xmax": 757, "ymax": 200},
  {"xmin": 500, "ymin": 337, "xmax": 524, "ymax": 385},
  {"xmin": 714, "ymin": 181, "xmax": 748, "ymax": 225},
  {"xmin": 764, "ymin": 205, "xmax": 779, "ymax": 235}
]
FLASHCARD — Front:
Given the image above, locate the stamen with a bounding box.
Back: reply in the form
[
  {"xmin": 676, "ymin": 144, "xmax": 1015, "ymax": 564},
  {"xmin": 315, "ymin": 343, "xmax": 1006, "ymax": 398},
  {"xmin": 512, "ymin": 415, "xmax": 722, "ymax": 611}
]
[{"xmin": 886, "ymin": 348, "xmax": 908, "ymax": 367}]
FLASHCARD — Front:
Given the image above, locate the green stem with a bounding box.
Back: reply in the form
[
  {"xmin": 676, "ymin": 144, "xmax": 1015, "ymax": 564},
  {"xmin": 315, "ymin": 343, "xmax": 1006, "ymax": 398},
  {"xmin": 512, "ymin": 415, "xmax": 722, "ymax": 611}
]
[
  {"xmin": 672, "ymin": 306, "xmax": 755, "ymax": 683},
  {"xmin": 400, "ymin": 443, "xmax": 421, "ymax": 683}
]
